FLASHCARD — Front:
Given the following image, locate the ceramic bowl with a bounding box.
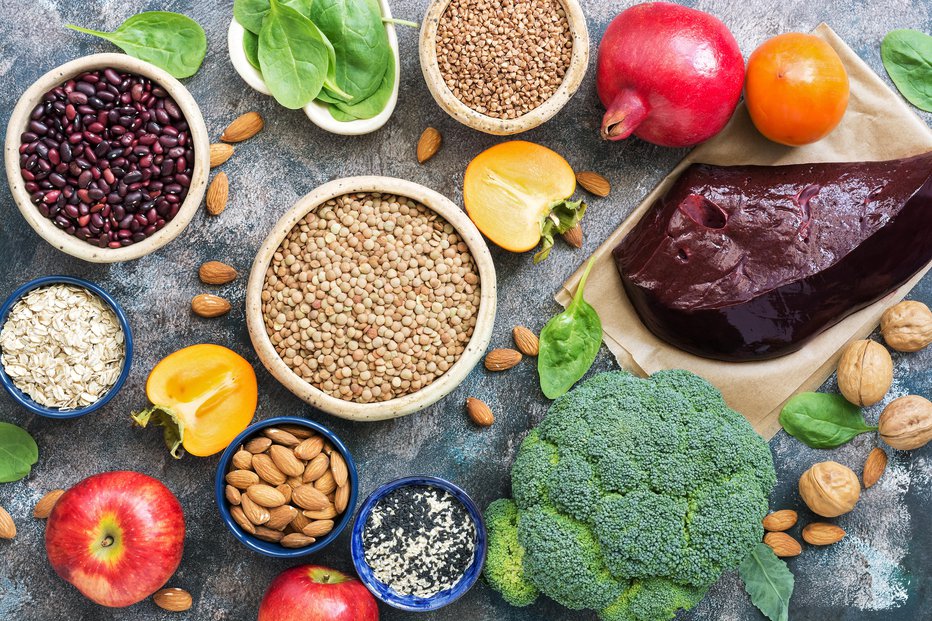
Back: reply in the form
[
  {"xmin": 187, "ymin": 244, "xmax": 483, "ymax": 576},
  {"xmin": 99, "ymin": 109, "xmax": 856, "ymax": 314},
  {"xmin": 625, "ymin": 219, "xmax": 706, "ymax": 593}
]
[
  {"xmin": 0, "ymin": 275, "xmax": 133, "ymax": 418},
  {"xmin": 350, "ymin": 476, "xmax": 487, "ymax": 611},
  {"xmin": 215, "ymin": 416, "xmax": 359, "ymax": 558},
  {"xmin": 245, "ymin": 176, "xmax": 497, "ymax": 422},
  {"xmin": 419, "ymin": 0, "xmax": 590, "ymax": 135},
  {"xmin": 4, "ymin": 53, "xmax": 209, "ymax": 263},
  {"xmin": 227, "ymin": 0, "xmax": 400, "ymax": 136}
]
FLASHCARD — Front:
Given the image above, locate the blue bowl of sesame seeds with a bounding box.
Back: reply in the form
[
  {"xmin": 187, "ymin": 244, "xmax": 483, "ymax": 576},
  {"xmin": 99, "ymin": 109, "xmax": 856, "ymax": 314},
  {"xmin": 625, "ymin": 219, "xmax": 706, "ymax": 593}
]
[
  {"xmin": 350, "ymin": 476, "xmax": 487, "ymax": 611},
  {"xmin": 0, "ymin": 275, "xmax": 133, "ymax": 419}
]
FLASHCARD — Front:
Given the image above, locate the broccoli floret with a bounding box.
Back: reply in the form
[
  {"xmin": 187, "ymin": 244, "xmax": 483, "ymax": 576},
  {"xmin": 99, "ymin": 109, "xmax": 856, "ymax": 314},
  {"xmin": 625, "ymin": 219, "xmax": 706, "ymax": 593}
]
[
  {"xmin": 482, "ymin": 499, "xmax": 539, "ymax": 606},
  {"xmin": 483, "ymin": 370, "xmax": 776, "ymax": 621}
]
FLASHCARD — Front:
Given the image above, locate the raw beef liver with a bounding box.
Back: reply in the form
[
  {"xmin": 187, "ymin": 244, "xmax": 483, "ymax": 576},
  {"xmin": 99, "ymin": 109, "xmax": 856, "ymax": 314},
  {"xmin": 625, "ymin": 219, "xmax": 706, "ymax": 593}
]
[{"xmin": 613, "ymin": 152, "xmax": 932, "ymax": 361}]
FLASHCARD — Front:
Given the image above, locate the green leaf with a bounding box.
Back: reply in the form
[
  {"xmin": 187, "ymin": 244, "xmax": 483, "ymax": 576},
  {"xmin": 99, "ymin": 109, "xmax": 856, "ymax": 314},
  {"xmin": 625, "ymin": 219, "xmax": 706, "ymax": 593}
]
[
  {"xmin": 0, "ymin": 422, "xmax": 39, "ymax": 483},
  {"xmin": 234, "ymin": 0, "xmax": 313, "ymax": 34},
  {"xmin": 328, "ymin": 52, "xmax": 395, "ymax": 121},
  {"xmin": 243, "ymin": 30, "xmax": 261, "ymax": 71},
  {"xmin": 779, "ymin": 392, "xmax": 877, "ymax": 449},
  {"xmin": 534, "ymin": 199, "xmax": 586, "ymax": 263},
  {"xmin": 131, "ymin": 407, "xmax": 185, "ymax": 459},
  {"xmin": 67, "ymin": 12, "xmax": 207, "ymax": 79},
  {"xmin": 258, "ymin": 0, "xmax": 334, "ymax": 109},
  {"xmin": 538, "ymin": 258, "xmax": 602, "ymax": 399},
  {"xmin": 739, "ymin": 543, "xmax": 794, "ymax": 621},
  {"xmin": 881, "ymin": 29, "xmax": 932, "ymax": 112}
]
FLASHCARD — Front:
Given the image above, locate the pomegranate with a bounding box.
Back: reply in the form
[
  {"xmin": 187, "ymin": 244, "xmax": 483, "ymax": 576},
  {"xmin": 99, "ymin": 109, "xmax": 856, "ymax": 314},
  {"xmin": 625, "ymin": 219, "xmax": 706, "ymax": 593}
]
[{"xmin": 597, "ymin": 2, "xmax": 745, "ymax": 147}]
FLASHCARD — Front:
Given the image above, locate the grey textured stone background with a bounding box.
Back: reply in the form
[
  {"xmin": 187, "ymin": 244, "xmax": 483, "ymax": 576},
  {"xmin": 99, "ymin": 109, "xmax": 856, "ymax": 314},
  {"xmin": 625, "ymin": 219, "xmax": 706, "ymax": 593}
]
[{"xmin": 0, "ymin": 0, "xmax": 930, "ymax": 619}]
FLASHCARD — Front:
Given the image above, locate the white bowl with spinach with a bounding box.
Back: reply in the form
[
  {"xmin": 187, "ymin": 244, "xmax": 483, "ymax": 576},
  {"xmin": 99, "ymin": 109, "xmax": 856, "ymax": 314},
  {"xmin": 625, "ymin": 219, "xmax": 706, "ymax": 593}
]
[{"xmin": 228, "ymin": 0, "xmax": 400, "ymax": 136}]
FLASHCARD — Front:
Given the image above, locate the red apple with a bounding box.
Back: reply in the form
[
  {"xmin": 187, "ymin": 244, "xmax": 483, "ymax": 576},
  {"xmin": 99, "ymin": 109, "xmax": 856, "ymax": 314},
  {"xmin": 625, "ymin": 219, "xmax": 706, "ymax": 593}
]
[
  {"xmin": 259, "ymin": 565, "xmax": 379, "ymax": 621},
  {"xmin": 45, "ymin": 470, "xmax": 185, "ymax": 607}
]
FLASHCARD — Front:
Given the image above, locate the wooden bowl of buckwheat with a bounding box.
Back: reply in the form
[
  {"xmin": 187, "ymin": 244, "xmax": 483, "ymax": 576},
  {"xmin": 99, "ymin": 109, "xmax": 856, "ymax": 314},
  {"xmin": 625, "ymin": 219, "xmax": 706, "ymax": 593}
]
[
  {"xmin": 419, "ymin": 0, "xmax": 589, "ymax": 135},
  {"xmin": 245, "ymin": 176, "xmax": 497, "ymax": 422}
]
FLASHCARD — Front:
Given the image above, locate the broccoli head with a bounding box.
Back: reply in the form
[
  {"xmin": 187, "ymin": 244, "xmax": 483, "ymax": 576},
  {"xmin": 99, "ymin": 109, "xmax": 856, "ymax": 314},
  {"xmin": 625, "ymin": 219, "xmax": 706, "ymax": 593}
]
[{"xmin": 482, "ymin": 370, "xmax": 775, "ymax": 621}]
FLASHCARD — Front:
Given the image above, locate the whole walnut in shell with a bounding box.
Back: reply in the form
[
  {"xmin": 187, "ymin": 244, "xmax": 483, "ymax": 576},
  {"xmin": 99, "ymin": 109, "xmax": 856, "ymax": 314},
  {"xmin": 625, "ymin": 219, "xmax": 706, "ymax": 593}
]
[
  {"xmin": 880, "ymin": 301, "xmax": 932, "ymax": 352},
  {"xmin": 799, "ymin": 461, "xmax": 860, "ymax": 517},
  {"xmin": 879, "ymin": 395, "xmax": 932, "ymax": 450},
  {"xmin": 836, "ymin": 339, "xmax": 893, "ymax": 406}
]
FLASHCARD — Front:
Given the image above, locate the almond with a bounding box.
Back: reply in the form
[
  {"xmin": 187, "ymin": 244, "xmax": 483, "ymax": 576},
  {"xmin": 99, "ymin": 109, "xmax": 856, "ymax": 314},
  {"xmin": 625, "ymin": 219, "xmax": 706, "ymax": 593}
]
[
  {"xmin": 244, "ymin": 437, "xmax": 272, "ymax": 453},
  {"xmin": 802, "ymin": 522, "xmax": 846, "ymax": 546},
  {"xmin": 334, "ymin": 484, "xmax": 350, "ymax": 514},
  {"xmin": 576, "ymin": 171, "xmax": 611, "ymax": 197},
  {"xmin": 512, "ymin": 326, "xmax": 540, "ymax": 356},
  {"xmin": 281, "ymin": 533, "xmax": 316, "ymax": 548},
  {"xmin": 863, "ymin": 447, "xmax": 888, "ymax": 488},
  {"xmin": 303, "ymin": 519, "xmax": 334, "ymax": 538},
  {"xmin": 33, "ymin": 490, "xmax": 65, "ymax": 519},
  {"xmin": 254, "ymin": 526, "xmax": 284, "ymax": 543},
  {"xmin": 292, "ymin": 484, "xmax": 331, "ymax": 511},
  {"xmin": 263, "ymin": 427, "xmax": 301, "ymax": 447},
  {"xmin": 279, "ymin": 425, "xmax": 314, "ymax": 439},
  {"xmin": 153, "ymin": 588, "xmax": 193, "ymax": 612},
  {"xmin": 763, "ymin": 531, "xmax": 802, "ymax": 557},
  {"xmin": 762, "ymin": 509, "xmax": 798, "ymax": 532},
  {"xmin": 305, "ymin": 504, "xmax": 338, "ymax": 520},
  {"xmin": 199, "ymin": 261, "xmax": 238, "ymax": 285},
  {"xmin": 291, "ymin": 512, "xmax": 311, "ymax": 533},
  {"xmin": 269, "ymin": 444, "xmax": 306, "ymax": 478},
  {"xmin": 241, "ymin": 494, "xmax": 270, "ymax": 525},
  {"xmin": 484, "ymin": 348, "xmax": 522, "ymax": 371},
  {"xmin": 252, "ymin": 453, "xmax": 287, "ymax": 486},
  {"xmin": 329, "ymin": 452, "xmax": 348, "ymax": 488},
  {"xmin": 314, "ymin": 470, "xmax": 337, "ymax": 495},
  {"xmin": 561, "ymin": 224, "xmax": 583, "ymax": 249},
  {"xmin": 416, "ymin": 127, "xmax": 442, "ymax": 163},
  {"xmin": 230, "ymin": 505, "xmax": 256, "ymax": 534},
  {"xmin": 206, "ymin": 172, "xmax": 229, "ymax": 215},
  {"xmin": 266, "ymin": 505, "xmax": 299, "ymax": 531},
  {"xmin": 225, "ymin": 469, "xmax": 260, "ymax": 489},
  {"xmin": 276, "ymin": 483, "xmax": 293, "ymax": 504},
  {"xmin": 192, "ymin": 294, "xmax": 231, "ymax": 318},
  {"xmin": 466, "ymin": 397, "xmax": 494, "ymax": 427},
  {"xmin": 225, "ymin": 485, "xmax": 242, "ymax": 506},
  {"xmin": 209, "ymin": 143, "xmax": 235, "ymax": 168},
  {"xmin": 221, "ymin": 111, "xmax": 264, "ymax": 142},
  {"xmin": 286, "ymin": 475, "xmax": 303, "ymax": 489},
  {"xmin": 303, "ymin": 453, "xmax": 330, "ymax": 483},
  {"xmin": 231, "ymin": 449, "xmax": 253, "ymax": 470},
  {"xmin": 247, "ymin": 484, "xmax": 287, "ymax": 508},
  {"xmin": 0, "ymin": 506, "xmax": 15, "ymax": 539},
  {"xmin": 295, "ymin": 436, "xmax": 324, "ymax": 461}
]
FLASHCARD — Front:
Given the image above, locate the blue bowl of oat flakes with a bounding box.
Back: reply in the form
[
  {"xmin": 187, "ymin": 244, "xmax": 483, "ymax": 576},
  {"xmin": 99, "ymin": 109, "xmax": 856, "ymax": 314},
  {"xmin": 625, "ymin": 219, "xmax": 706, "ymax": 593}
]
[{"xmin": 350, "ymin": 476, "xmax": 487, "ymax": 611}]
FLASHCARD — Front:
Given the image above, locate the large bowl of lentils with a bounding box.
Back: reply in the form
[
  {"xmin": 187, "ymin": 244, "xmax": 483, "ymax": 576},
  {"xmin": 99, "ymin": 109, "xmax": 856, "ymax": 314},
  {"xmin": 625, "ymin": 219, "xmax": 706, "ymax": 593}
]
[
  {"xmin": 246, "ymin": 176, "xmax": 497, "ymax": 421},
  {"xmin": 4, "ymin": 53, "xmax": 209, "ymax": 263},
  {"xmin": 419, "ymin": 0, "xmax": 590, "ymax": 135}
]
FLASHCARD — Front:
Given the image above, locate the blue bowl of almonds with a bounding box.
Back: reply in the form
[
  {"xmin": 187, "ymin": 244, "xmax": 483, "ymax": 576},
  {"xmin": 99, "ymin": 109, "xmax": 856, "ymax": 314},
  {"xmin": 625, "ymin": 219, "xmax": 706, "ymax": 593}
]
[
  {"xmin": 350, "ymin": 475, "xmax": 487, "ymax": 611},
  {"xmin": 0, "ymin": 275, "xmax": 133, "ymax": 418}
]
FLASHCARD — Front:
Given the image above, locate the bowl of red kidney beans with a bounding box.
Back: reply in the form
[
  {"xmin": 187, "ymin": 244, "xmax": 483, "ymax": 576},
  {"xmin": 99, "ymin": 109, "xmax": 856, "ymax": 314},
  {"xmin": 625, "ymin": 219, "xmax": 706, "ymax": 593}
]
[{"xmin": 4, "ymin": 53, "xmax": 209, "ymax": 263}]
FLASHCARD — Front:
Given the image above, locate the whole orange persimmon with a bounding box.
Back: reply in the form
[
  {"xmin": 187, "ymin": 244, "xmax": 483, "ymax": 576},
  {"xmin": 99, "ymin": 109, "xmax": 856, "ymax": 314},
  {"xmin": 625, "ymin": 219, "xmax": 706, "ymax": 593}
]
[{"xmin": 745, "ymin": 33, "xmax": 849, "ymax": 146}]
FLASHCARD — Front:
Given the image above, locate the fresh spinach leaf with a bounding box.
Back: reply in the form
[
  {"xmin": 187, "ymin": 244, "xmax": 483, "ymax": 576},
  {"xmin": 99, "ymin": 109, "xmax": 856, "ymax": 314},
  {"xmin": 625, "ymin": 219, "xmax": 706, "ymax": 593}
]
[
  {"xmin": 67, "ymin": 12, "xmax": 207, "ymax": 79},
  {"xmin": 310, "ymin": 0, "xmax": 390, "ymax": 102},
  {"xmin": 881, "ymin": 29, "xmax": 932, "ymax": 112},
  {"xmin": 538, "ymin": 258, "xmax": 602, "ymax": 399},
  {"xmin": 329, "ymin": 52, "xmax": 395, "ymax": 121},
  {"xmin": 739, "ymin": 543, "xmax": 794, "ymax": 621},
  {"xmin": 258, "ymin": 0, "xmax": 335, "ymax": 109},
  {"xmin": 779, "ymin": 392, "xmax": 877, "ymax": 449},
  {"xmin": 0, "ymin": 422, "xmax": 39, "ymax": 483},
  {"xmin": 234, "ymin": 0, "xmax": 313, "ymax": 34},
  {"xmin": 243, "ymin": 30, "xmax": 261, "ymax": 71}
]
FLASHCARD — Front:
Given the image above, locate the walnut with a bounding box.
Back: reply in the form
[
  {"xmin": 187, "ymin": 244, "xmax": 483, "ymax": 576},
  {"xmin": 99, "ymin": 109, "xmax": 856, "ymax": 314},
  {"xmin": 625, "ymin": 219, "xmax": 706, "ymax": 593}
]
[
  {"xmin": 881, "ymin": 301, "xmax": 932, "ymax": 352},
  {"xmin": 879, "ymin": 395, "xmax": 932, "ymax": 450},
  {"xmin": 799, "ymin": 461, "xmax": 860, "ymax": 518},
  {"xmin": 836, "ymin": 339, "xmax": 892, "ymax": 406}
]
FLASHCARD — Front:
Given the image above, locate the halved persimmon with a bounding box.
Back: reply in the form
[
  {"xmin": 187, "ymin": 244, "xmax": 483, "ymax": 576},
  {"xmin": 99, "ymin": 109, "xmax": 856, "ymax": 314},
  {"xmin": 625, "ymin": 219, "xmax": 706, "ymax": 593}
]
[{"xmin": 463, "ymin": 141, "xmax": 584, "ymax": 262}]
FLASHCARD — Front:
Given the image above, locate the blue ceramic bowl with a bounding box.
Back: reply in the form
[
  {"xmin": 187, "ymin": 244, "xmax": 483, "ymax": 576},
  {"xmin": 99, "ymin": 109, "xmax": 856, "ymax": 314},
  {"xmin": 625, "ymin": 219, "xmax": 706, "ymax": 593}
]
[
  {"xmin": 0, "ymin": 275, "xmax": 133, "ymax": 418},
  {"xmin": 215, "ymin": 415, "xmax": 359, "ymax": 558},
  {"xmin": 350, "ymin": 476, "xmax": 487, "ymax": 611}
]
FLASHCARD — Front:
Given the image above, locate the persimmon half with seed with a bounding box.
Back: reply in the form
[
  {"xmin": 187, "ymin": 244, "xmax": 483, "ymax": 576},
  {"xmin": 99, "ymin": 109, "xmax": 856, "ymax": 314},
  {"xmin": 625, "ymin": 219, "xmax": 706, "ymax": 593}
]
[{"xmin": 463, "ymin": 141, "xmax": 585, "ymax": 263}]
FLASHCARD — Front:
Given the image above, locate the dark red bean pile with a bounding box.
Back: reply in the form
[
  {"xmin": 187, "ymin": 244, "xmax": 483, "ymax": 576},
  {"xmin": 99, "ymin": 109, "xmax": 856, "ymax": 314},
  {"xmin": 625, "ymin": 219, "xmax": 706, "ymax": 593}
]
[{"xmin": 19, "ymin": 68, "xmax": 194, "ymax": 248}]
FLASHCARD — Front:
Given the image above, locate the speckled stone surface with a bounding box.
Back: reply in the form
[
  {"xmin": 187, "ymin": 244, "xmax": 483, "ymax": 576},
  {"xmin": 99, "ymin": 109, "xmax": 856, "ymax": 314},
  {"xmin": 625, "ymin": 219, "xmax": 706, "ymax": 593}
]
[{"xmin": 0, "ymin": 1, "xmax": 930, "ymax": 620}]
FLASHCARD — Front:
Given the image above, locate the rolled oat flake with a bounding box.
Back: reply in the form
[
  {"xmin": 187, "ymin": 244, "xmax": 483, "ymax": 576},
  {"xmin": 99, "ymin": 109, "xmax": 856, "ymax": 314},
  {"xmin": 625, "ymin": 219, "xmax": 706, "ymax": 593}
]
[
  {"xmin": 0, "ymin": 284, "xmax": 124, "ymax": 409},
  {"xmin": 363, "ymin": 485, "xmax": 477, "ymax": 597}
]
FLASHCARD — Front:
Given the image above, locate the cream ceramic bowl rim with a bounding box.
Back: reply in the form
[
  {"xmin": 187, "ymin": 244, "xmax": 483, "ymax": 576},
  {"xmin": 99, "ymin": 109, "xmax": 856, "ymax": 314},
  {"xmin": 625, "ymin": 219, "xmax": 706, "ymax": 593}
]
[
  {"xmin": 246, "ymin": 176, "xmax": 497, "ymax": 422},
  {"xmin": 226, "ymin": 0, "xmax": 400, "ymax": 137},
  {"xmin": 419, "ymin": 0, "xmax": 590, "ymax": 135},
  {"xmin": 4, "ymin": 53, "xmax": 209, "ymax": 263}
]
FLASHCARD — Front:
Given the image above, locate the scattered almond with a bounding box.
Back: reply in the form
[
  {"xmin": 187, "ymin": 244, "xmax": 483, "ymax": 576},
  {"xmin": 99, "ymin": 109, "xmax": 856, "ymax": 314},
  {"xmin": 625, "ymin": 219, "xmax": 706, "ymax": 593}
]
[
  {"xmin": 252, "ymin": 453, "xmax": 287, "ymax": 486},
  {"xmin": 303, "ymin": 519, "xmax": 334, "ymax": 538},
  {"xmin": 269, "ymin": 445, "xmax": 306, "ymax": 478},
  {"xmin": 225, "ymin": 469, "xmax": 260, "ymax": 489},
  {"xmin": 281, "ymin": 533, "xmax": 316, "ymax": 548},
  {"xmin": 561, "ymin": 224, "xmax": 583, "ymax": 249},
  {"xmin": 199, "ymin": 261, "xmax": 238, "ymax": 285},
  {"xmin": 244, "ymin": 437, "xmax": 272, "ymax": 454},
  {"xmin": 292, "ymin": 484, "xmax": 331, "ymax": 511},
  {"xmin": 206, "ymin": 172, "xmax": 229, "ymax": 215},
  {"xmin": 241, "ymin": 494, "xmax": 271, "ymax": 525},
  {"xmin": 329, "ymin": 452, "xmax": 348, "ymax": 488},
  {"xmin": 263, "ymin": 427, "xmax": 301, "ymax": 447},
  {"xmin": 466, "ymin": 397, "xmax": 494, "ymax": 427},
  {"xmin": 484, "ymin": 348, "xmax": 522, "ymax": 371},
  {"xmin": 230, "ymin": 505, "xmax": 256, "ymax": 535},
  {"xmin": 33, "ymin": 490, "xmax": 65, "ymax": 519},
  {"xmin": 417, "ymin": 127, "xmax": 442, "ymax": 163},
  {"xmin": 512, "ymin": 326, "xmax": 540, "ymax": 356},
  {"xmin": 247, "ymin": 484, "xmax": 287, "ymax": 508},
  {"xmin": 762, "ymin": 509, "xmax": 798, "ymax": 532},
  {"xmin": 0, "ymin": 506, "xmax": 15, "ymax": 539},
  {"xmin": 209, "ymin": 143, "xmax": 235, "ymax": 168},
  {"xmin": 221, "ymin": 111, "xmax": 264, "ymax": 142},
  {"xmin": 191, "ymin": 294, "xmax": 231, "ymax": 318},
  {"xmin": 576, "ymin": 171, "xmax": 611, "ymax": 197},
  {"xmin": 763, "ymin": 531, "xmax": 802, "ymax": 557},
  {"xmin": 863, "ymin": 447, "xmax": 888, "ymax": 488},
  {"xmin": 802, "ymin": 522, "xmax": 846, "ymax": 546},
  {"xmin": 225, "ymin": 485, "xmax": 242, "ymax": 506},
  {"xmin": 153, "ymin": 588, "xmax": 193, "ymax": 612}
]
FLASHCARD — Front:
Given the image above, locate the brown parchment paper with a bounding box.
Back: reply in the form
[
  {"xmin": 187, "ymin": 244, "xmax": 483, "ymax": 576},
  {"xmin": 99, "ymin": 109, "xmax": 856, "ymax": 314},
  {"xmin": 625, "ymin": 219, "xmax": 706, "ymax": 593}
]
[{"xmin": 556, "ymin": 24, "xmax": 932, "ymax": 439}]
